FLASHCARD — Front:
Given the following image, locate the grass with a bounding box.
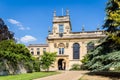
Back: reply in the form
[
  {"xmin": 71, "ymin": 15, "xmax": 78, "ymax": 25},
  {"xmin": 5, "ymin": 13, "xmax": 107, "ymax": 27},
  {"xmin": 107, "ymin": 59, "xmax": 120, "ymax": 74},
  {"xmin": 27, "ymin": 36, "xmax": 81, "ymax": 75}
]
[
  {"xmin": 79, "ymin": 75, "xmax": 85, "ymax": 80},
  {"xmin": 0, "ymin": 71, "xmax": 59, "ymax": 80}
]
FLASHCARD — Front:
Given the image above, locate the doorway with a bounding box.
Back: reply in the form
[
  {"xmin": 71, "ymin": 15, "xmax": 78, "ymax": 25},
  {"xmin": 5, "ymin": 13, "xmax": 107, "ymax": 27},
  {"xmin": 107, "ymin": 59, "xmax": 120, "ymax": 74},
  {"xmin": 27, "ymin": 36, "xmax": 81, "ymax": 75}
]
[{"xmin": 58, "ymin": 59, "xmax": 66, "ymax": 70}]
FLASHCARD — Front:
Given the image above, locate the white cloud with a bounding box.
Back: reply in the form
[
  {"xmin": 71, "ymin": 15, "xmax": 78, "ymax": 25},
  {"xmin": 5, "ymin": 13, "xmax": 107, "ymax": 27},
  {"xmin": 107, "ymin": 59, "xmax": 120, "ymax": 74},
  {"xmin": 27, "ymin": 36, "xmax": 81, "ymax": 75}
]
[
  {"xmin": 14, "ymin": 37, "xmax": 20, "ymax": 43},
  {"xmin": 7, "ymin": 19, "xmax": 20, "ymax": 24},
  {"xmin": 7, "ymin": 19, "xmax": 30, "ymax": 30},
  {"xmin": 20, "ymin": 35, "xmax": 37, "ymax": 43}
]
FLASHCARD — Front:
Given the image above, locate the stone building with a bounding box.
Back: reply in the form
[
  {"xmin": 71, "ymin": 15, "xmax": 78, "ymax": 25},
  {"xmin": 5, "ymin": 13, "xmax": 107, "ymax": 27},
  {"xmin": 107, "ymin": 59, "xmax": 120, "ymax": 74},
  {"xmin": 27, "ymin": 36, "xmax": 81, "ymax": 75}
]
[{"xmin": 28, "ymin": 10, "xmax": 106, "ymax": 70}]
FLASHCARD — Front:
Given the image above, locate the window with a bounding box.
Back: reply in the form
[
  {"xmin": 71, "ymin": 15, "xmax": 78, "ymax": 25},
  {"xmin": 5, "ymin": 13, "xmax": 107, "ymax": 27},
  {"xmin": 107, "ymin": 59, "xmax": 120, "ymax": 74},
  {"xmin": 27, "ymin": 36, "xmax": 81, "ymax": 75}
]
[
  {"xmin": 87, "ymin": 42, "xmax": 94, "ymax": 52},
  {"xmin": 43, "ymin": 48, "xmax": 46, "ymax": 52},
  {"xmin": 31, "ymin": 48, "xmax": 34, "ymax": 50},
  {"xmin": 31, "ymin": 51, "xmax": 34, "ymax": 55},
  {"xmin": 73, "ymin": 43, "xmax": 80, "ymax": 59},
  {"xmin": 59, "ymin": 48, "xmax": 61, "ymax": 54},
  {"xmin": 62, "ymin": 48, "xmax": 64, "ymax": 54},
  {"xmin": 59, "ymin": 24, "xmax": 64, "ymax": 33},
  {"xmin": 37, "ymin": 48, "xmax": 40, "ymax": 50},
  {"xmin": 59, "ymin": 48, "xmax": 64, "ymax": 54},
  {"xmin": 37, "ymin": 51, "xmax": 40, "ymax": 55}
]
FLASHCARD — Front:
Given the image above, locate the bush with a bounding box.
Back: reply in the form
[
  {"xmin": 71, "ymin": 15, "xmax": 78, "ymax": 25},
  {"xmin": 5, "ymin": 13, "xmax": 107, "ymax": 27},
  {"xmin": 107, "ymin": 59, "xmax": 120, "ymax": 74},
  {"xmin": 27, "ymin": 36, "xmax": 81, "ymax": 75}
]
[
  {"xmin": 40, "ymin": 52, "xmax": 56, "ymax": 71},
  {"xmin": 24, "ymin": 62, "xmax": 33, "ymax": 73},
  {"xmin": 70, "ymin": 64, "xmax": 81, "ymax": 70},
  {"xmin": 115, "ymin": 66, "xmax": 120, "ymax": 71},
  {"xmin": 33, "ymin": 60, "xmax": 40, "ymax": 72}
]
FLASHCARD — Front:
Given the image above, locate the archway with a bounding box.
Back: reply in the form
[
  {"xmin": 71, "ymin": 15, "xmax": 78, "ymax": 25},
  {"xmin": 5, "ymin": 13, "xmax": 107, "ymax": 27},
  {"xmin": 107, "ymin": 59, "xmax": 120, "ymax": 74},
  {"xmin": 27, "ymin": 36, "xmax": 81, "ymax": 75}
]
[{"xmin": 58, "ymin": 59, "xmax": 66, "ymax": 70}]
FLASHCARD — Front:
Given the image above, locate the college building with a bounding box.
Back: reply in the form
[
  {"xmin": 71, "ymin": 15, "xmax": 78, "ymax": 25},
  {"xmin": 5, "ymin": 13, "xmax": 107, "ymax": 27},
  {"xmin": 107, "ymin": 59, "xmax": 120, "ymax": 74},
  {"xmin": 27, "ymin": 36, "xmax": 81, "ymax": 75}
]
[{"xmin": 28, "ymin": 10, "xmax": 106, "ymax": 70}]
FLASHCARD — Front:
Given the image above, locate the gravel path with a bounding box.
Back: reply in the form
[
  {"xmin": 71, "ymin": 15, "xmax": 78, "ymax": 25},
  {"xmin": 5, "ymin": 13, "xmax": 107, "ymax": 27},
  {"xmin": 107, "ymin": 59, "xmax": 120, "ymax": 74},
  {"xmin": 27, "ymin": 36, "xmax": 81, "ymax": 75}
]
[{"xmin": 34, "ymin": 71, "xmax": 87, "ymax": 80}]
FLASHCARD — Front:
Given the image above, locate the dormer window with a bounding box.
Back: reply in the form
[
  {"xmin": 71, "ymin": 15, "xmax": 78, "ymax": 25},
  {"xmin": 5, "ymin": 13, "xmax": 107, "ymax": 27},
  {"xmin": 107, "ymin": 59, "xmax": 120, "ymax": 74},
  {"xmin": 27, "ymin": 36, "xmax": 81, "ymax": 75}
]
[{"xmin": 59, "ymin": 24, "xmax": 64, "ymax": 33}]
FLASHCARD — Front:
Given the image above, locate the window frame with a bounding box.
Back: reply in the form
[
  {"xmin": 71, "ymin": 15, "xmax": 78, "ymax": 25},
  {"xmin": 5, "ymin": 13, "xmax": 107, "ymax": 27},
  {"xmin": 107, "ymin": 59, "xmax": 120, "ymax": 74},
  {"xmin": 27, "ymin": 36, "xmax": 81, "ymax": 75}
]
[
  {"xmin": 58, "ymin": 48, "xmax": 64, "ymax": 55},
  {"xmin": 31, "ymin": 51, "xmax": 34, "ymax": 55},
  {"xmin": 87, "ymin": 42, "xmax": 94, "ymax": 52},
  {"xmin": 37, "ymin": 51, "xmax": 40, "ymax": 55},
  {"xmin": 31, "ymin": 48, "xmax": 34, "ymax": 50},
  {"xmin": 59, "ymin": 24, "xmax": 64, "ymax": 33},
  {"xmin": 73, "ymin": 43, "xmax": 80, "ymax": 59},
  {"xmin": 43, "ymin": 48, "xmax": 46, "ymax": 52},
  {"xmin": 37, "ymin": 48, "xmax": 40, "ymax": 51}
]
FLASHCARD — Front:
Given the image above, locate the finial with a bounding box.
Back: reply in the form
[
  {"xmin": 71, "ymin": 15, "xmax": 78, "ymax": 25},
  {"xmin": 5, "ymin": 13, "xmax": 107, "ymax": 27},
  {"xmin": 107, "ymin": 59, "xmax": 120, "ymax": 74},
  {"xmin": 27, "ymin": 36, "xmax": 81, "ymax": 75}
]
[
  {"xmin": 62, "ymin": 8, "xmax": 64, "ymax": 16},
  {"xmin": 97, "ymin": 24, "xmax": 100, "ymax": 31},
  {"xmin": 53, "ymin": 10, "xmax": 56, "ymax": 16},
  {"xmin": 48, "ymin": 26, "xmax": 51, "ymax": 33},
  {"xmin": 66, "ymin": 9, "xmax": 69, "ymax": 16},
  {"xmin": 82, "ymin": 25, "xmax": 85, "ymax": 32}
]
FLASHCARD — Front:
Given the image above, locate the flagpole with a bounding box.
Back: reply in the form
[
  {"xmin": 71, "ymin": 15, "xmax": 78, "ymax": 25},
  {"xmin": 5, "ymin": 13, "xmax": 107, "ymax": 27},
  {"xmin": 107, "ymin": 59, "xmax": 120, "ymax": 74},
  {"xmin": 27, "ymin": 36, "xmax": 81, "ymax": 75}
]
[{"xmin": 62, "ymin": 8, "xmax": 63, "ymax": 16}]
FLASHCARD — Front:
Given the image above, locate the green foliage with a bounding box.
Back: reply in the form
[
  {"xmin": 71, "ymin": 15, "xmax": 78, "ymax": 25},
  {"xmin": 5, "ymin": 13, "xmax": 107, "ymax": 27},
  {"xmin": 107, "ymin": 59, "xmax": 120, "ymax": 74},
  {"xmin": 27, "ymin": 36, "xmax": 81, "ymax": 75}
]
[
  {"xmin": 33, "ymin": 58, "xmax": 41, "ymax": 72},
  {"xmin": 40, "ymin": 52, "xmax": 56, "ymax": 71},
  {"xmin": 82, "ymin": 46, "xmax": 120, "ymax": 71},
  {"xmin": 87, "ymin": 41, "xmax": 94, "ymax": 45},
  {"xmin": 70, "ymin": 64, "xmax": 81, "ymax": 70},
  {"xmin": 0, "ymin": 72, "xmax": 58, "ymax": 80},
  {"xmin": 24, "ymin": 62, "xmax": 33, "ymax": 73},
  {"xmin": 103, "ymin": 0, "xmax": 120, "ymax": 32},
  {"xmin": 0, "ymin": 40, "xmax": 34, "ymax": 74},
  {"xmin": 115, "ymin": 66, "xmax": 120, "ymax": 71},
  {"xmin": 0, "ymin": 19, "xmax": 35, "ymax": 74},
  {"xmin": 87, "ymin": 41, "xmax": 95, "ymax": 52},
  {"xmin": 103, "ymin": 0, "xmax": 120, "ymax": 44},
  {"xmin": 81, "ymin": 54, "xmax": 89, "ymax": 64},
  {"xmin": 0, "ymin": 18, "xmax": 14, "ymax": 41},
  {"xmin": 0, "ymin": 40, "xmax": 32, "ymax": 63}
]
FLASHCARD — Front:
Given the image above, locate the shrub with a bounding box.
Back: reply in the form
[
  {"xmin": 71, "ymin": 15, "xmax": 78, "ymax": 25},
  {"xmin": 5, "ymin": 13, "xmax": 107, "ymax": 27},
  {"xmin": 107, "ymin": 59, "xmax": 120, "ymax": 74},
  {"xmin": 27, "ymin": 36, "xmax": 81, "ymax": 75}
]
[
  {"xmin": 24, "ymin": 62, "xmax": 33, "ymax": 73},
  {"xmin": 70, "ymin": 64, "xmax": 81, "ymax": 70},
  {"xmin": 40, "ymin": 52, "xmax": 56, "ymax": 71},
  {"xmin": 33, "ymin": 60, "xmax": 40, "ymax": 72}
]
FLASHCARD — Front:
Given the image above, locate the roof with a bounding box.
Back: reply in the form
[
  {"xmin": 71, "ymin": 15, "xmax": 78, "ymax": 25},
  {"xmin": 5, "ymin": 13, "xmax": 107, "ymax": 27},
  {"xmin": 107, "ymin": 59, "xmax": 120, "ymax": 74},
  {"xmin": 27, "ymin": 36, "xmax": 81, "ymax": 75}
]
[
  {"xmin": 47, "ymin": 30, "xmax": 106, "ymax": 40},
  {"xmin": 71, "ymin": 30, "xmax": 104, "ymax": 34},
  {"xmin": 28, "ymin": 44, "xmax": 48, "ymax": 47}
]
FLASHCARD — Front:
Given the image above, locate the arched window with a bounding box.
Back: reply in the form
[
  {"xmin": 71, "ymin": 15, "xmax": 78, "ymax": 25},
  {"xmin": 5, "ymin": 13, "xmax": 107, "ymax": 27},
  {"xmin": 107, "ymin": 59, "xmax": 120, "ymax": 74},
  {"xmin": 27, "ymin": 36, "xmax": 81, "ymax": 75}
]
[
  {"xmin": 73, "ymin": 43, "xmax": 80, "ymax": 59},
  {"xmin": 87, "ymin": 42, "xmax": 94, "ymax": 52},
  {"xmin": 31, "ymin": 51, "xmax": 34, "ymax": 55},
  {"xmin": 37, "ymin": 51, "xmax": 40, "ymax": 55}
]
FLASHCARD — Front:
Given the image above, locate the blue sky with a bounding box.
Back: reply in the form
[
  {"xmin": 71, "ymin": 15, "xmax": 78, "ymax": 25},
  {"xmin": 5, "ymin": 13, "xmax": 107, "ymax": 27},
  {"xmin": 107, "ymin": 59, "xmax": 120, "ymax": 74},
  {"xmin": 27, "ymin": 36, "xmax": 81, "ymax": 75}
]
[{"xmin": 0, "ymin": 0, "xmax": 107, "ymax": 45}]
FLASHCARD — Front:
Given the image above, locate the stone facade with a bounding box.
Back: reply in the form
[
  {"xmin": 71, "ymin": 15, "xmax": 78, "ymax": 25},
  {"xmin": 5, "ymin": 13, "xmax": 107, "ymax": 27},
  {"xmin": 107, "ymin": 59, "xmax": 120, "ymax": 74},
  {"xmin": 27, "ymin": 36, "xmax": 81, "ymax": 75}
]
[
  {"xmin": 28, "ymin": 10, "xmax": 106, "ymax": 70},
  {"xmin": 28, "ymin": 44, "xmax": 49, "ymax": 57}
]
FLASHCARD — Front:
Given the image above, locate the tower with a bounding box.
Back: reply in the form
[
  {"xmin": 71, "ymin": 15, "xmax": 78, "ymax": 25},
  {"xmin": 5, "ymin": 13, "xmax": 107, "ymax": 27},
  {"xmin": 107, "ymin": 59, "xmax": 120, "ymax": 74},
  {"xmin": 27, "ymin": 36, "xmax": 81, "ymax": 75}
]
[{"xmin": 52, "ymin": 10, "xmax": 72, "ymax": 36}]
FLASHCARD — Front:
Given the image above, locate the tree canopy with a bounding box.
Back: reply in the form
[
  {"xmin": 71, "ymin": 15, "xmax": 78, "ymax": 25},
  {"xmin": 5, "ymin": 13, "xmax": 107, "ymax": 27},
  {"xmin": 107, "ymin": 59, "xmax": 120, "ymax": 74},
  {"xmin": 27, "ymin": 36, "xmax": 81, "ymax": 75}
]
[
  {"xmin": 81, "ymin": 0, "xmax": 120, "ymax": 71},
  {"xmin": 0, "ymin": 18, "xmax": 14, "ymax": 41},
  {"xmin": 0, "ymin": 19, "xmax": 36, "ymax": 75},
  {"xmin": 0, "ymin": 40, "xmax": 34, "ymax": 74},
  {"xmin": 0, "ymin": 40, "xmax": 32, "ymax": 63},
  {"xmin": 103, "ymin": 0, "xmax": 120, "ymax": 44},
  {"xmin": 40, "ymin": 52, "xmax": 56, "ymax": 71}
]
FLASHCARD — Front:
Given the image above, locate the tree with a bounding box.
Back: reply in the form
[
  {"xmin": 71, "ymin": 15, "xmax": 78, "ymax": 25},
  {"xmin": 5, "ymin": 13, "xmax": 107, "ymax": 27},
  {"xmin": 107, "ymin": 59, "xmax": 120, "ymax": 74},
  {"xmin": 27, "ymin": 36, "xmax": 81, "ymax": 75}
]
[
  {"xmin": 0, "ymin": 18, "xmax": 36, "ymax": 75},
  {"xmin": 0, "ymin": 18, "xmax": 14, "ymax": 41},
  {"xmin": 0, "ymin": 40, "xmax": 34, "ymax": 74},
  {"xmin": 103, "ymin": 0, "xmax": 120, "ymax": 44},
  {"xmin": 33, "ymin": 58, "xmax": 41, "ymax": 72},
  {"xmin": 0, "ymin": 40, "xmax": 32, "ymax": 62},
  {"xmin": 40, "ymin": 52, "xmax": 56, "ymax": 71},
  {"xmin": 81, "ymin": 0, "xmax": 120, "ymax": 71}
]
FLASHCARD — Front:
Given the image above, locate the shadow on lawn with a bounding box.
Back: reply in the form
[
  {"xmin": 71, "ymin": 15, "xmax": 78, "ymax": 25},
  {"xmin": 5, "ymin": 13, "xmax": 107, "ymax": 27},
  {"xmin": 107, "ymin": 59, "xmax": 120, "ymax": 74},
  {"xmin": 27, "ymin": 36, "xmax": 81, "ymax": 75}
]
[{"xmin": 86, "ymin": 71, "xmax": 120, "ymax": 80}]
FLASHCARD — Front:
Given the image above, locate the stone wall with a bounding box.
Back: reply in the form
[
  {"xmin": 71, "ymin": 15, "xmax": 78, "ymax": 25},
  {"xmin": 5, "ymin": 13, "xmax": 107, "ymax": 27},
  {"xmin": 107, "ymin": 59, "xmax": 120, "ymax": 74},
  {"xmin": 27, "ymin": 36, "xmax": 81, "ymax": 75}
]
[{"xmin": 0, "ymin": 60, "xmax": 27, "ymax": 75}]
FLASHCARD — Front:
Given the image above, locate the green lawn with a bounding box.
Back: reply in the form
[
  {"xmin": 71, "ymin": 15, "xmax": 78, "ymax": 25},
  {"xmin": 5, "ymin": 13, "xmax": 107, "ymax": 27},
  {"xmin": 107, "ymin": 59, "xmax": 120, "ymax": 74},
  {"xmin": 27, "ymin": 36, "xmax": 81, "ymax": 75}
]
[{"xmin": 0, "ymin": 71, "xmax": 59, "ymax": 80}]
